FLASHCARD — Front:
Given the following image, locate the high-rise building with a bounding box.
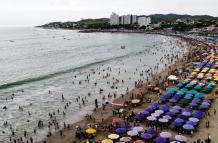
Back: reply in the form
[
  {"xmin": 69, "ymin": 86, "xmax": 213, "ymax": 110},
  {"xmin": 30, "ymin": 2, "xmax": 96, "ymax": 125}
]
[
  {"xmin": 110, "ymin": 12, "xmax": 119, "ymax": 25},
  {"xmin": 131, "ymin": 15, "xmax": 137, "ymax": 24},
  {"xmin": 123, "ymin": 15, "xmax": 132, "ymax": 25},
  {"xmin": 137, "ymin": 16, "xmax": 151, "ymax": 27}
]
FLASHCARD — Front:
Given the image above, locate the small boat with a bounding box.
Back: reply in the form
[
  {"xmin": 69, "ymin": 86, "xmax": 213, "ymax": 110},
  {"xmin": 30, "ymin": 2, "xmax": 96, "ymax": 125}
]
[{"xmin": 121, "ymin": 45, "xmax": 125, "ymax": 49}]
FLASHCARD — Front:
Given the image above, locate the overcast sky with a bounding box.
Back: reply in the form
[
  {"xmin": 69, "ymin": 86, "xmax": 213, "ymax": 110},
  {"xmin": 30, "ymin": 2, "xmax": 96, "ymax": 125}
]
[{"xmin": 0, "ymin": 0, "xmax": 218, "ymax": 27}]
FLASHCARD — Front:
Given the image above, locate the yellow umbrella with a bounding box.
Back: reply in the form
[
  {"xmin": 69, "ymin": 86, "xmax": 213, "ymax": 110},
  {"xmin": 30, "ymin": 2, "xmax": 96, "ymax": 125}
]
[
  {"xmin": 193, "ymin": 68, "xmax": 200, "ymax": 72},
  {"xmin": 102, "ymin": 139, "xmax": 113, "ymax": 143},
  {"xmin": 209, "ymin": 69, "xmax": 216, "ymax": 73},
  {"xmin": 86, "ymin": 128, "xmax": 96, "ymax": 134},
  {"xmin": 108, "ymin": 134, "xmax": 119, "ymax": 140},
  {"xmin": 191, "ymin": 72, "xmax": 197, "ymax": 75}
]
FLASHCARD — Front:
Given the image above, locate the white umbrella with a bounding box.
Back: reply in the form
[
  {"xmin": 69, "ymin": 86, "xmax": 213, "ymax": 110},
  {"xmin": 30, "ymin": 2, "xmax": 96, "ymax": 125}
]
[
  {"xmin": 147, "ymin": 116, "xmax": 157, "ymax": 121},
  {"xmin": 133, "ymin": 126, "xmax": 144, "ymax": 132},
  {"xmin": 155, "ymin": 110, "xmax": 164, "ymax": 114},
  {"xmin": 127, "ymin": 130, "xmax": 138, "ymax": 136},
  {"xmin": 168, "ymin": 75, "xmax": 178, "ymax": 81},
  {"xmin": 132, "ymin": 99, "xmax": 140, "ymax": 104},
  {"xmin": 108, "ymin": 134, "xmax": 119, "ymax": 139},
  {"xmin": 175, "ymin": 135, "xmax": 187, "ymax": 142},
  {"xmin": 151, "ymin": 113, "xmax": 160, "ymax": 117},
  {"xmin": 189, "ymin": 117, "xmax": 199, "ymax": 122},
  {"xmin": 160, "ymin": 131, "xmax": 172, "ymax": 138},
  {"xmin": 158, "ymin": 118, "xmax": 169, "ymax": 123}
]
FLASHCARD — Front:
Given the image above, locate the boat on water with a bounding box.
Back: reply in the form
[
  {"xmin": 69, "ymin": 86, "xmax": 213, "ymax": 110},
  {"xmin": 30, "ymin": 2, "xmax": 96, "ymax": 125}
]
[{"xmin": 121, "ymin": 45, "xmax": 125, "ymax": 49}]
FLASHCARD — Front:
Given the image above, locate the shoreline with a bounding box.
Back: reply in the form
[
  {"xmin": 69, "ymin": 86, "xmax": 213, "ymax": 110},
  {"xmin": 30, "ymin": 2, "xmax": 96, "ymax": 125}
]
[{"xmin": 39, "ymin": 34, "xmax": 201, "ymax": 143}]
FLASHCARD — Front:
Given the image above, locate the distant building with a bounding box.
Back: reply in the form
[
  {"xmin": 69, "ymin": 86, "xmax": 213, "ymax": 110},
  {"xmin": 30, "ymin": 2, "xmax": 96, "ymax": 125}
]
[
  {"xmin": 131, "ymin": 15, "xmax": 137, "ymax": 24},
  {"xmin": 137, "ymin": 16, "xmax": 151, "ymax": 27},
  {"xmin": 123, "ymin": 15, "xmax": 132, "ymax": 25},
  {"xmin": 110, "ymin": 12, "xmax": 119, "ymax": 25},
  {"xmin": 216, "ymin": 19, "xmax": 218, "ymax": 26}
]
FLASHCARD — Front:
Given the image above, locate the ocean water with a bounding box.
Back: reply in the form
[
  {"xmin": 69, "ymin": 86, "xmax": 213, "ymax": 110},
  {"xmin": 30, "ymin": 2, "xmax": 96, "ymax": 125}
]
[{"xmin": 0, "ymin": 27, "xmax": 187, "ymax": 142}]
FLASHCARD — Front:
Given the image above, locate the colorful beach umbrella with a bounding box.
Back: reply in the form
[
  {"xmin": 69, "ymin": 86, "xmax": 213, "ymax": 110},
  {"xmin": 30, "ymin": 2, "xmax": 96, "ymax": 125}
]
[
  {"xmin": 127, "ymin": 130, "xmax": 138, "ymax": 136},
  {"xmin": 86, "ymin": 128, "xmax": 96, "ymax": 134},
  {"xmin": 133, "ymin": 140, "xmax": 145, "ymax": 143},
  {"xmin": 108, "ymin": 134, "xmax": 119, "ymax": 140},
  {"xmin": 120, "ymin": 137, "xmax": 132, "ymax": 142},
  {"xmin": 102, "ymin": 139, "xmax": 113, "ymax": 143},
  {"xmin": 160, "ymin": 131, "xmax": 172, "ymax": 138},
  {"xmin": 175, "ymin": 135, "xmax": 187, "ymax": 142}
]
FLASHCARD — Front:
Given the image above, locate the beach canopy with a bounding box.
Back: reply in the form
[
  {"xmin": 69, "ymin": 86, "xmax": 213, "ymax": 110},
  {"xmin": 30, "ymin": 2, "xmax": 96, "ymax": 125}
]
[
  {"xmin": 168, "ymin": 75, "xmax": 178, "ymax": 81},
  {"xmin": 175, "ymin": 135, "xmax": 187, "ymax": 142},
  {"xmin": 141, "ymin": 133, "xmax": 152, "ymax": 140},
  {"xmin": 116, "ymin": 128, "xmax": 126, "ymax": 134},
  {"xmin": 108, "ymin": 134, "xmax": 119, "ymax": 140},
  {"xmin": 189, "ymin": 117, "xmax": 199, "ymax": 122},
  {"xmin": 133, "ymin": 140, "xmax": 145, "ymax": 143},
  {"xmin": 133, "ymin": 126, "xmax": 144, "ymax": 132},
  {"xmin": 183, "ymin": 124, "xmax": 194, "ymax": 130},
  {"xmin": 120, "ymin": 137, "xmax": 132, "ymax": 142},
  {"xmin": 154, "ymin": 137, "xmax": 167, "ymax": 143},
  {"xmin": 86, "ymin": 128, "xmax": 96, "ymax": 134},
  {"xmin": 127, "ymin": 130, "xmax": 138, "ymax": 136},
  {"xmin": 102, "ymin": 139, "xmax": 113, "ymax": 143},
  {"xmin": 160, "ymin": 131, "xmax": 172, "ymax": 138}
]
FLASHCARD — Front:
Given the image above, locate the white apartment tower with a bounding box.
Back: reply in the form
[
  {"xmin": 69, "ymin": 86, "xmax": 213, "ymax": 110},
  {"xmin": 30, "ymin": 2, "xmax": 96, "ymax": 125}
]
[
  {"xmin": 137, "ymin": 16, "xmax": 151, "ymax": 27},
  {"xmin": 110, "ymin": 12, "xmax": 119, "ymax": 25},
  {"xmin": 131, "ymin": 15, "xmax": 137, "ymax": 24},
  {"xmin": 123, "ymin": 15, "xmax": 132, "ymax": 25}
]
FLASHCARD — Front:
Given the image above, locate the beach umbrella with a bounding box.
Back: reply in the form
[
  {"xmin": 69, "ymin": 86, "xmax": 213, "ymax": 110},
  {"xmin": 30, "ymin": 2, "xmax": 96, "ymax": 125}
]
[
  {"xmin": 163, "ymin": 115, "xmax": 172, "ymax": 120},
  {"xmin": 121, "ymin": 123, "xmax": 132, "ymax": 130},
  {"xmin": 195, "ymin": 93, "xmax": 204, "ymax": 98},
  {"xmin": 108, "ymin": 134, "xmax": 119, "ymax": 140},
  {"xmin": 202, "ymin": 101, "xmax": 210, "ymax": 106},
  {"xmin": 172, "ymin": 121, "xmax": 182, "ymax": 127},
  {"xmin": 116, "ymin": 128, "xmax": 126, "ymax": 134},
  {"xmin": 158, "ymin": 118, "xmax": 169, "ymax": 123},
  {"xmin": 179, "ymin": 99, "xmax": 189, "ymax": 105},
  {"xmin": 186, "ymin": 121, "xmax": 197, "ymax": 126},
  {"xmin": 154, "ymin": 137, "xmax": 167, "ymax": 143},
  {"xmin": 151, "ymin": 113, "xmax": 161, "ymax": 117},
  {"xmin": 133, "ymin": 126, "xmax": 144, "ymax": 132},
  {"xmin": 170, "ymin": 141, "xmax": 180, "ymax": 143},
  {"xmin": 172, "ymin": 105, "xmax": 182, "ymax": 110},
  {"xmin": 183, "ymin": 124, "xmax": 194, "ymax": 131},
  {"xmin": 175, "ymin": 135, "xmax": 187, "ymax": 142},
  {"xmin": 141, "ymin": 133, "xmax": 152, "ymax": 140},
  {"xmin": 182, "ymin": 111, "xmax": 191, "ymax": 117},
  {"xmin": 147, "ymin": 116, "xmax": 157, "ymax": 121},
  {"xmin": 189, "ymin": 117, "xmax": 199, "ymax": 122},
  {"xmin": 174, "ymin": 118, "xmax": 184, "ymax": 123},
  {"xmin": 155, "ymin": 110, "xmax": 164, "ymax": 114},
  {"xmin": 147, "ymin": 129, "xmax": 157, "ymax": 136},
  {"xmin": 102, "ymin": 139, "xmax": 113, "ymax": 143},
  {"xmin": 86, "ymin": 128, "xmax": 96, "ymax": 134},
  {"xmin": 170, "ymin": 109, "xmax": 180, "ymax": 114},
  {"xmin": 120, "ymin": 137, "xmax": 132, "ymax": 142},
  {"xmin": 200, "ymin": 104, "xmax": 209, "ymax": 110},
  {"xmin": 82, "ymin": 139, "xmax": 95, "ymax": 143},
  {"xmin": 188, "ymin": 90, "xmax": 197, "ymax": 95},
  {"xmin": 127, "ymin": 130, "xmax": 138, "ymax": 136},
  {"xmin": 133, "ymin": 140, "xmax": 145, "ymax": 143},
  {"xmin": 160, "ymin": 131, "xmax": 172, "ymax": 138},
  {"xmin": 132, "ymin": 99, "xmax": 140, "ymax": 104}
]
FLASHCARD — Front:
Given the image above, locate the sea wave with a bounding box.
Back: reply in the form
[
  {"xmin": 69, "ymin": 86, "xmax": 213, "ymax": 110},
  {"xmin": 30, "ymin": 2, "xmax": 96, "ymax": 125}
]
[{"xmin": 0, "ymin": 48, "xmax": 148, "ymax": 90}]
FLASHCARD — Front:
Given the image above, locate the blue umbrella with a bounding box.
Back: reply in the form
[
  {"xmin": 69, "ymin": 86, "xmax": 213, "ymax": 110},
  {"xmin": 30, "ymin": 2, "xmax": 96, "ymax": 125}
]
[
  {"xmin": 172, "ymin": 121, "xmax": 182, "ymax": 127},
  {"xmin": 154, "ymin": 137, "xmax": 167, "ymax": 143},
  {"xmin": 186, "ymin": 121, "xmax": 197, "ymax": 126},
  {"xmin": 121, "ymin": 123, "xmax": 132, "ymax": 130},
  {"xmin": 141, "ymin": 133, "xmax": 152, "ymax": 140},
  {"xmin": 174, "ymin": 118, "xmax": 184, "ymax": 123},
  {"xmin": 116, "ymin": 128, "xmax": 126, "ymax": 134},
  {"xmin": 147, "ymin": 129, "xmax": 157, "ymax": 136},
  {"xmin": 170, "ymin": 109, "xmax": 179, "ymax": 113},
  {"xmin": 172, "ymin": 105, "xmax": 182, "ymax": 110},
  {"xmin": 183, "ymin": 124, "xmax": 194, "ymax": 130}
]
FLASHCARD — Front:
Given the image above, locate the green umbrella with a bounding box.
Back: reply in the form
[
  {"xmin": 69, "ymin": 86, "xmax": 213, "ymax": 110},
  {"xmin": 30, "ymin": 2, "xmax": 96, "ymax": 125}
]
[{"xmin": 179, "ymin": 99, "xmax": 189, "ymax": 105}]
